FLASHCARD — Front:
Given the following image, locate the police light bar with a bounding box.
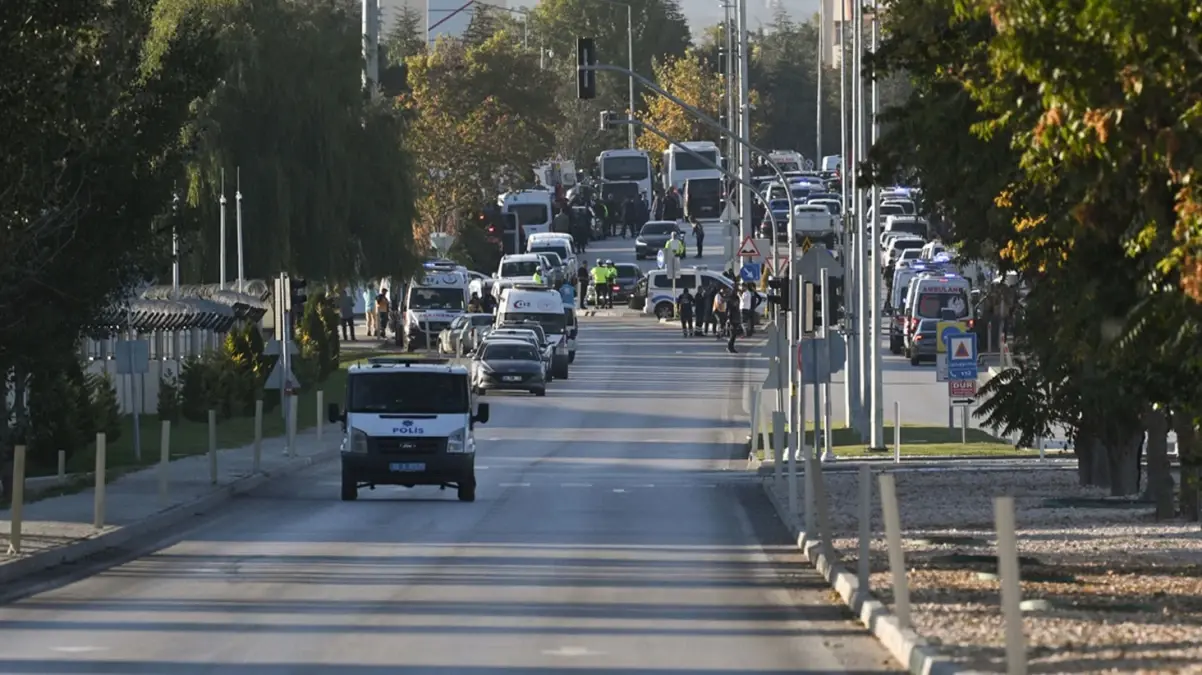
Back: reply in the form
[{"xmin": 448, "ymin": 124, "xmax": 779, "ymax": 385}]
[
  {"xmin": 366, "ymin": 356, "xmax": 452, "ymax": 367},
  {"xmin": 510, "ymin": 283, "xmax": 553, "ymax": 290}
]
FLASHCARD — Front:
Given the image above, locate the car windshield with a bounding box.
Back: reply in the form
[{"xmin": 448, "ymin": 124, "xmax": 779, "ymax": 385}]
[
  {"xmin": 616, "ymin": 264, "xmax": 641, "ymax": 279},
  {"xmin": 500, "ymin": 260, "xmax": 542, "ymax": 277},
  {"xmin": 348, "ymin": 372, "xmax": 469, "ymax": 414},
  {"xmin": 893, "ymin": 240, "xmax": 925, "ymax": 252},
  {"xmin": 501, "ymin": 311, "xmax": 566, "ymax": 335},
  {"xmin": 509, "ymin": 204, "xmax": 549, "ymax": 226},
  {"xmin": 538, "ymin": 252, "xmax": 563, "ymax": 267},
  {"xmin": 471, "ymin": 315, "xmax": 495, "ymax": 326},
  {"xmin": 482, "ymin": 343, "xmax": 540, "ymax": 361},
  {"xmin": 408, "ymin": 287, "xmax": 465, "ymax": 310},
  {"xmin": 640, "ymin": 223, "xmax": 677, "ymax": 235}
]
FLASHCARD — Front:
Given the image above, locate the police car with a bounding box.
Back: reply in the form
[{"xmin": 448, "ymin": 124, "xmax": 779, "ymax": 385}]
[
  {"xmin": 630, "ymin": 267, "xmax": 768, "ymax": 320},
  {"xmin": 328, "ymin": 357, "xmax": 489, "ymax": 502}
]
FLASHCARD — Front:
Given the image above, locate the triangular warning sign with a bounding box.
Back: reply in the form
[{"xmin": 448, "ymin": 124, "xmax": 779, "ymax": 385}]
[
  {"xmin": 737, "ymin": 236, "xmax": 762, "ymax": 258},
  {"xmin": 954, "ymin": 341, "xmax": 971, "ymax": 359}
]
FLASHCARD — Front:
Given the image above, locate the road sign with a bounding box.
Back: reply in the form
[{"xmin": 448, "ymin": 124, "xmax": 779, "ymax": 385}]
[
  {"xmin": 946, "ymin": 332, "xmax": 978, "ymax": 380},
  {"xmin": 804, "ymin": 158, "xmax": 815, "ymax": 170},
  {"xmin": 656, "ymin": 249, "xmax": 666, "ymax": 269},
  {"xmin": 936, "ymin": 320, "xmax": 968, "ymax": 354},
  {"xmin": 737, "ymin": 235, "xmax": 762, "ymax": 258},
  {"xmin": 801, "ymin": 237, "xmax": 813, "ymax": 253},
  {"xmin": 740, "ymin": 262, "xmax": 762, "ymax": 283},
  {"xmin": 263, "ymin": 359, "xmax": 298, "ymax": 390},
  {"xmin": 949, "ymin": 379, "xmax": 977, "ymax": 405},
  {"xmin": 796, "ymin": 333, "xmax": 847, "ymax": 384},
  {"xmin": 796, "ymin": 246, "xmax": 844, "ymax": 281},
  {"xmin": 114, "ymin": 339, "xmax": 150, "ymax": 375}
]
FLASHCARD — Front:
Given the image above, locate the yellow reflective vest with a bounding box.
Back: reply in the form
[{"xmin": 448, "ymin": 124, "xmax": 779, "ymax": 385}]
[
  {"xmin": 590, "ymin": 266, "xmax": 606, "ymax": 283},
  {"xmin": 665, "ymin": 238, "xmax": 685, "ymax": 257}
]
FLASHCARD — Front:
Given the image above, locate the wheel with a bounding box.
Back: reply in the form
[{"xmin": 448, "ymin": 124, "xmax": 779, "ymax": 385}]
[
  {"xmin": 340, "ymin": 474, "xmax": 358, "ymax": 501},
  {"xmin": 654, "ymin": 302, "xmax": 674, "ymax": 320},
  {"xmin": 910, "ymin": 353, "xmax": 920, "ymax": 366},
  {"xmin": 457, "ymin": 479, "xmax": 476, "ymax": 502},
  {"xmin": 568, "ymin": 351, "xmax": 576, "ymax": 363},
  {"xmin": 889, "ymin": 337, "xmax": 902, "ymax": 355},
  {"xmin": 532, "ymin": 388, "xmax": 547, "ymax": 397}
]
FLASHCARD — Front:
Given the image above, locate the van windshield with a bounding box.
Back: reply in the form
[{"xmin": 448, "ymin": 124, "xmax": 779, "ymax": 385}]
[
  {"xmin": 408, "ymin": 287, "xmax": 465, "ymax": 310},
  {"xmin": 509, "ymin": 204, "xmax": 549, "ymax": 226},
  {"xmin": 531, "ymin": 244, "xmax": 570, "ymax": 261},
  {"xmin": 348, "ymin": 372, "xmax": 470, "ymax": 414},
  {"xmin": 500, "ymin": 311, "xmax": 566, "ymax": 335},
  {"xmin": 915, "ymin": 289, "xmax": 970, "ymax": 319}
]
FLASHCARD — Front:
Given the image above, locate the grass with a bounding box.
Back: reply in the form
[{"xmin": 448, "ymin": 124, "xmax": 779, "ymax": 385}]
[{"xmin": 750, "ymin": 423, "xmax": 1030, "ymax": 460}]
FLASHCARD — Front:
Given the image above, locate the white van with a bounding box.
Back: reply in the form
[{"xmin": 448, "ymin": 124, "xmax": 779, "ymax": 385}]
[
  {"xmin": 496, "ymin": 286, "xmax": 571, "ymax": 379},
  {"xmin": 499, "ymin": 189, "xmax": 553, "ymax": 237},
  {"xmin": 329, "ymin": 357, "xmax": 490, "ymax": 503},
  {"xmin": 403, "ymin": 262, "xmax": 470, "ymax": 351},
  {"xmin": 631, "ymin": 267, "xmax": 768, "ymax": 320},
  {"xmin": 901, "ymin": 272, "xmax": 973, "ymax": 346},
  {"xmin": 527, "ymin": 232, "xmax": 578, "ymax": 275}
]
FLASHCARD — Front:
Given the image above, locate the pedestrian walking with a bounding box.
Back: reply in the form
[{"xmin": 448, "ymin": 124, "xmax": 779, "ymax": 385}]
[
  {"xmin": 338, "ymin": 288, "xmax": 356, "ymax": 341},
  {"xmin": 677, "ymin": 287, "xmax": 695, "ymax": 337}
]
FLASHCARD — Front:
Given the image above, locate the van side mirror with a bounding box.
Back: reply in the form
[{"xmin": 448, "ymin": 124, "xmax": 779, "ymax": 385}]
[
  {"xmin": 473, "ymin": 402, "xmax": 491, "ymax": 425},
  {"xmin": 327, "ymin": 403, "xmax": 343, "ymax": 424}
]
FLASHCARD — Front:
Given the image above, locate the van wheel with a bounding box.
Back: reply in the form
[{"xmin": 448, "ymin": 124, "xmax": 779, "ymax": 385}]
[
  {"xmin": 910, "ymin": 352, "xmax": 920, "ymax": 366},
  {"xmin": 458, "ymin": 479, "xmax": 476, "ymax": 502},
  {"xmin": 889, "ymin": 337, "xmax": 902, "ymax": 355},
  {"xmin": 655, "ymin": 302, "xmax": 674, "ymax": 320},
  {"xmin": 341, "ymin": 474, "xmax": 358, "ymax": 501},
  {"xmin": 568, "ymin": 352, "xmax": 576, "ymax": 363}
]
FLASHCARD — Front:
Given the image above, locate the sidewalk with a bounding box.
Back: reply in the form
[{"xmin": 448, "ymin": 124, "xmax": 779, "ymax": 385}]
[{"xmin": 0, "ymin": 422, "xmax": 340, "ymax": 585}]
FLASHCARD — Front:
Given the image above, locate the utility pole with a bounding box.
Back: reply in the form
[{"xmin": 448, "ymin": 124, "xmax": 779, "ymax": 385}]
[
  {"xmin": 723, "ymin": 0, "xmax": 735, "ymax": 173},
  {"xmin": 816, "ymin": 0, "xmax": 824, "ymax": 162},
  {"xmin": 735, "ymin": 0, "xmax": 752, "ymax": 239},
  {"xmin": 235, "ymin": 167, "xmax": 245, "ymax": 294},
  {"xmin": 839, "ymin": 0, "xmax": 852, "ymax": 427},
  {"xmin": 219, "ymin": 169, "xmax": 227, "ymax": 290},
  {"xmin": 625, "ymin": 5, "xmax": 636, "ymax": 148},
  {"xmin": 868, "ymin": 0, "xmax": 884, "ymax": 449}
]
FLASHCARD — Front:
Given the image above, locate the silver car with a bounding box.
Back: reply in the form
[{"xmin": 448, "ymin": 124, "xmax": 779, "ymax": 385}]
[{"xmin": 439, "ymin": 313, "xmax": 495, "ymax": 355}]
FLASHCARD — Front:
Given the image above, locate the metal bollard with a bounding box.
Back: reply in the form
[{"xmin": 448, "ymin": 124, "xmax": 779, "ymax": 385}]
[
  {"xmin": 877, "ymin": 472, "xmax": 912, "ymax": 629},
  {"xmin": 7, "ymin": 446, "xmax": 27, "ymax": 554},
  {"xmin": 316, "ymin": 390, "xmax": 324, "ymax": 446},
  {"xmin": 253, "ymin": 399, "xmax": 263, "ymax": 472},
  {"xmin": 858, "ymin": 465, "xmax": 872, "ymax": 594},
  {"xmin": 893, "ymin": 401, "xmax": 901, "ymax": 463},
  {"xmin": 995, "ymin": 496, "xmax": 1028, "ymax": 674},
  {"xmin": 94, "ymin": 433, "xmax": 107, "ymax": 529},
  {"xmin": 159, "ymin": 420, "xmax": 171, "ymax": 507},
  {"xmin": 208, "ymin": 410, "xmax": 217, "ymax": 485},
  {"xmin": 57, "ymin": 450, "xmax": 65, "ymax": 479}
]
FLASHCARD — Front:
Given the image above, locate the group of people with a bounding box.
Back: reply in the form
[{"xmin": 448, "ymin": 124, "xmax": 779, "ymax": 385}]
[
  {"xmin": 584, "ymin": 259, "xmax": 618, "ymax": 309},
  {"xmin": 675, "ymin": 281, "xmax": 762, "ymax": 354}
]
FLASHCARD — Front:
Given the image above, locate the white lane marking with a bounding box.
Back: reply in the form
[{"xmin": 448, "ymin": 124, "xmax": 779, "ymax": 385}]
[
  {"xmin": 476, "ymin": 466, "xmax": 489, "ymax": 470},
  {"xmin": 612, "ymin": 489, "xmax": 626, "ymax": 493},
  {"xmin": 632, "ymin": 483, "xmax": 655, "ymax": 488},
  {"xmin": 542, "ymin": 647, "xmax": 605, "ymax": 657},
  {"xmin": 499, "ymin": 482, "xmax": 531, "ymax": 487},
  {"xmin": 53, "ymin": 647, "xmax": 108, "ymax": 654},
  {"xmin": 561, "ymin": 482, "xmax": 593, "ymax": 487}
]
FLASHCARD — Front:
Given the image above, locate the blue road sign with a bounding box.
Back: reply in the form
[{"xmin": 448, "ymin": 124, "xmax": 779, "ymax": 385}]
[
  {"xmin": 656, "ymin": 250, "xmax": 666, "ymax": 270},
  {"xmin": 740, "ymin": 262, "xmax": 762, "ymax": 283},
  {"xmin": 798, "ymin": 333, "xmax": 847, "ymax": 385},
  {"xmin": 945, "ymin": 332, "xmax": 978, "ymax": 380}
]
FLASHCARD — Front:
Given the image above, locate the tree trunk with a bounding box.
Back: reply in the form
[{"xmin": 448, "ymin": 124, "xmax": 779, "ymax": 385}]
[
  {"xmin": 1075, "ymin": 416, "xmax": 1112, "ymax": 488},
  {"xmin": 1105, "ymin": 430, "xmax": 1143, "ymax": 496},
  {"xmin": 1174, "ymin": 415, "xmax": 1200, "ymax": 522},
  {"xmin": 1142, "ymin": 407, "xmax": 1174, "ymax": 519}
]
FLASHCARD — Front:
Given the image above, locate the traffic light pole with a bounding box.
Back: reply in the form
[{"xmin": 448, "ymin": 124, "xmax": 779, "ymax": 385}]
[{"xmin": 868, "ymin": 1, "xmax": 885, "ymax": 450}]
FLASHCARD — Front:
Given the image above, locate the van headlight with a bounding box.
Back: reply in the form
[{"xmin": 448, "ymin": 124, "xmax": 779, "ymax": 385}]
[
  {"xmin": 350, "ymin": 428, "xmax": 369, "ymax": 454},
  {"xmin": 446, "ymin": 428, "xmax": 471, "ymax": 454}
]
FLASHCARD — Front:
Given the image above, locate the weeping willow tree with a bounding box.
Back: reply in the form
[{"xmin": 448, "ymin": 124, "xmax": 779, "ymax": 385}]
[{"xmin": 158, "ymin": 0, "xmax": 419, "ymax": 285}]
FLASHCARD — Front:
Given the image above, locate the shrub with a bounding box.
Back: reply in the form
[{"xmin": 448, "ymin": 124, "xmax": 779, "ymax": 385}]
[
  {"xmin": 88, "ymin": 373, "xmax": 122, "ymax": 442},
  {"xmin": 179, "ymin": 352, "xmax": 229, "ymax": 423},
  {"xmin": 297, "ymin": 291, "xmax": 340, "ymax": 383},
  {"xmin": 26, "ymin": 361, "xmax": 95, "ymax": 471},
  {"xmin": 157, "ymin": 373, "xmax": 182, "ymax": 422}
]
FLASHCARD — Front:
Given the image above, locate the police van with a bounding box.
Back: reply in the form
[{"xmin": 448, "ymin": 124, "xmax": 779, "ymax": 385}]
[
  {"xmin": 328, "ymin": 357, "xmax": 490, "ymax": 503},
  {"xmin": 404, "ymin": 261, "xmax": 470, "ymax": 351},
  {"xmin": 496, "ymin": 285, "xmax": 571, "ymax": 378},
  {"xmin": 630, "ymin": 267, "xmax": 768, "ymax": 320}
]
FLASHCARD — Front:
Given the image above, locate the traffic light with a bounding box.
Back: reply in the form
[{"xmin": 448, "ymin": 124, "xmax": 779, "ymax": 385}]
[
  {"xmin": 577, "ymin": 37, "xmax": 596, "ymax": 100},
  {"xmin": 812, "ymin": 281, "xmax": 844, "ymax": 329},
  {"xmin": 766, "ymin": 276, "xmax": 790, "ymax": 311},
  {"xmin": 290, "ymin": 278, "xmax": 308, "ymax": 309}
]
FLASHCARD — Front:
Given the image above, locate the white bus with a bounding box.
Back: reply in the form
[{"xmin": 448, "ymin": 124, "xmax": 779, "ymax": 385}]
[
  {"xmin": 662, "ymin": 141, "xmax": 723, "ymax": 191},
  {"xmin": 596, "ymin": 149, "xmax": 653, "ymax": 202}
]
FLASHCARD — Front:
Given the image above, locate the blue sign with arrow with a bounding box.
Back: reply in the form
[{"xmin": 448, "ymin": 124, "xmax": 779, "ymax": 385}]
[{"xmin": 740, "ymin": 262, "xmax": 762, "ymax": 283}]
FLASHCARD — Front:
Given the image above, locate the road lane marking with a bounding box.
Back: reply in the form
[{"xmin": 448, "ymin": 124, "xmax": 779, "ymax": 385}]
[
  {"xmin": 612, "ymin": 489, "xmax": 625, "ymax": 493},
  {"xmin": 561, "ymin": 482, "xmax": 593, "ymax": 487},
  {"xmin": 542, "ymin": 647, "xmax": 605, "ymax": 657},
  {"xmin": 499, "ymin": 482, "xmax": 531, "ymax": 487},
  {"xmin": 53, "ymin": 647, "xmax": 108, "ymax": 653}
]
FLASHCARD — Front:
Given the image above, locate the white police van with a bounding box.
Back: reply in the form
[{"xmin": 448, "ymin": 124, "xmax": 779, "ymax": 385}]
[
  {"xmin": 496, "ymin": 285, "xmax": 571, "ymax": 379},
  {"xmin": 329, "ymin": 357, "xmax": 490, "ymax": 502},
  {"xmin": 404, "ymin": 261, "xmax": 470, "ymax": 351}
]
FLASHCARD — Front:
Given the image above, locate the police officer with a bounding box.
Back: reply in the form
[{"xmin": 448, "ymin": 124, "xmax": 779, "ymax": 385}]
[
  {"xmin": 532, "ymin": 268, "xmax": 544, "ymax": 285},
  {"xmin": 601, "ymin": 259, "xmax": 618, "ymax": 308},
  {"xmin": 590, "ymin": 261, "xmax": 607, "ymax": 308},
  {"xmin": 664, "ymin": 231, "xmax": 686, "ymax": 259},
  {"xmin": 677, "ymin": 287, "xmax": 695, "ymax": 337}
]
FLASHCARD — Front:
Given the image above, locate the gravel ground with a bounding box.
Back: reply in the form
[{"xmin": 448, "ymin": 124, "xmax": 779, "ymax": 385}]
[{"xmin": 770, "ymin": 468, "xmax": 1202, "ymax": 674}]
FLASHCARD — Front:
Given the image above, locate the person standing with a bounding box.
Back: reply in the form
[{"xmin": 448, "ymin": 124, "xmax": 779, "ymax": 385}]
[
  {"xmin": 664, "ymin": 231, "xmax": 686, "ymax": 260},
  {"xmin": 338, "ymin": 288, "xmax": 356, "ymax": 341},
  {"xmin": 690, "ymin": 216, "xmax": 705, "ymax": 258},
  {"xmin": 695, "ymin": 286, "xmax": 713, "ymax": 336},
  {"xmin": 576, "ymin": 259, "xmax": 590, "ymax": 309},
  {"xmin": 374, "ymin": 288, "xmax": 390, "ymax": 339},
  {"xmin": 725, "ymin": 287, "xmax": 741, "ymax": 353},
  {"xmin": 363, "ymin": 288, "xmax": 375, "ymax": 336},
  {"xmin": 677, "ymin": 287, "xmax": 695, "ymax": 337}
]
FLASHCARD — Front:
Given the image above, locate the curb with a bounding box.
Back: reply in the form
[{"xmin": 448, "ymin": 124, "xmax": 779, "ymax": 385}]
[
  {"xmin": 0, "ymin": 447, "xmax": 339, "ymax": 587},
  {"xmin": 759, "ymin": 479, "xmax": 977, "ymax": 675}
]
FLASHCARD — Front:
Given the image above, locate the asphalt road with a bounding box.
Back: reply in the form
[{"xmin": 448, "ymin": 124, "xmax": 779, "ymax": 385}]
[{"xmin": 0, "ymin": 228, "xmax": 899, "ymax": 674}]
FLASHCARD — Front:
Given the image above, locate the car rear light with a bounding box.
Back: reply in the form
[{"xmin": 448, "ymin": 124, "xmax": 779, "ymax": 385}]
[
  {"xmin": 966, "ymin": 319, "xmax": 974, "ymax": 329},
  {"xmin": 612, "ymin": 285, "xmax": 620, "ymax": 291}
]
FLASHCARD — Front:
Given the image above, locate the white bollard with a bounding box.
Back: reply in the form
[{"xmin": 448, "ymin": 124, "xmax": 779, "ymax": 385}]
[
  {"xmin": 287, "ymin": 395, "xmax": 299, "ymax": 457},
  {"xmin": 158, "ymin": 420, "xmax": 171, "ymax": 507},
  {"xmin": 207, "ymin": 410, "xmax": 217, "ymax": 485},
  {"xmin": 749, "ymin": 388, "xmax": 761, "ymax": 451},
  {"xmin": 771, "ymin": 410, "xmax": 785, "ymax": 493},
  {"xmin": 1038, "ymin": 436, "xmax": 1045, "ymax": 461},
  {"xmin": 858, "ymin": 465, "xmax": 872, "ymax": 594},
  {"xmin": 995, "ymin": 496, "xmax": 1028, "ymax": 675},
  {"xmin": 253, "ymin": 399, "xmax": 263, "ymax": 472},
  {"xmin": 7, "ymin": 445, "xmax": 27, "ymax": 554},
  {"xmin": 893, "ymin": 401, "xmax": 901, "ymax": 463},
  {"xmin": 962, "ymin": 406, "xmax": 968, "ymax": 444},
  {"xmin": 57, "ymin": 450, "xmax": 65, "ymax": 479},
  {"xmin": 94, "ymin": 433, "xmax": 107, "ymax": 529},
  {"xmin": 877, "ymin": 472, "xmax": 912, "ymax": 629},
  {"xmin": 316, "ymin": 390, "xmax": 324, "ymax": 446}
]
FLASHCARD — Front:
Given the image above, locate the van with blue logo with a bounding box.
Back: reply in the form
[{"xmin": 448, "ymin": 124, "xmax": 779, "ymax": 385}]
[{"xmin": 328, "ymin": 357, "xmax": 490, "ymax": 503}]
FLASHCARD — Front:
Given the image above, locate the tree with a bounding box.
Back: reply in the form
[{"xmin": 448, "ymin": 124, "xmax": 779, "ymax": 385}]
[
  {"xmin": 381, "ymin": 5, "xmax": 426, "ymax": 95},
  {"xmin": 403, "ymin": 32, "xmax": 561, "ymax": 249},
  {"xmin": 635, "ymin": 51, "xmax": 727, "ymax": 157},
  {"xmin": 176, "ymin": 0, "xmax": 419, "ymax": 285}
]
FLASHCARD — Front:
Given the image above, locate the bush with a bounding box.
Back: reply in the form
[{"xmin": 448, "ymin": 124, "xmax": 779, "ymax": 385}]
[
  {"xmin": 157, "ymin": 373, "xmax": 182, "ymax": 422},
  {"xmin": 26, "ymin": 361, "xmax": 95, "ymax": 471},
  {"xmin": 88, "ymin": 373, "xmax": 122, "ymax": 442},
  {"xmin": 297, "ymin": 291, "xmax": 340, "ymax": 383},
  {"xmin": 179, "ymin": 323, "xmax": 272, "ymax": 422}
]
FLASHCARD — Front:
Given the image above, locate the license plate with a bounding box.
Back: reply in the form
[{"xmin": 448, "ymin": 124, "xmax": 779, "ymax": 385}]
[
  {"xmin": 389, "ymin": 462, "xmax": 425, "ymax": 472},
  {"xmin": 502, "ymin": 375, "xmax": 522, "ymax": 382}
]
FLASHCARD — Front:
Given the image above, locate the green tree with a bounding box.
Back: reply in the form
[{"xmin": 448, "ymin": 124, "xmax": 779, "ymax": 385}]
[
  {"xmin": 636, "ymin": 50, "xmax": 727, "ymax": 157},
  {"xmin": 381, "ymin": 5, "xmax": 426, "ymax": 95}
]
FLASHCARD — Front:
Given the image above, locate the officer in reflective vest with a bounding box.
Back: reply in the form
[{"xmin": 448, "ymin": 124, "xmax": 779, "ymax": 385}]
[
  {"xmin": 664, "ymin": 231, "xmax": 686, "ymax": 258},
  {"xmin": 590, "ymin": 262, "xmax": 608, "ymax": 308}
]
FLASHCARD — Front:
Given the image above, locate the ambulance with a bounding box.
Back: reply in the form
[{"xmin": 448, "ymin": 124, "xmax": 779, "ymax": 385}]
[{"xmin": 899, "ymin": 272, "xmax": 973, "ymax": 351}]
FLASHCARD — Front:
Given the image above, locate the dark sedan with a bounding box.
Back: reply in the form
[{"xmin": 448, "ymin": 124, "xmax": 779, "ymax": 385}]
[
  {"xmin": 908, "ymin": 318, "xmax": 938, "ymax": 365},
  {"xmin": 470, "ymin": 339, "xmax": 547, "ymax": 396},
  {"xmin": 634, "ymin": 221, "xmax": 682, "ymax": 260}
]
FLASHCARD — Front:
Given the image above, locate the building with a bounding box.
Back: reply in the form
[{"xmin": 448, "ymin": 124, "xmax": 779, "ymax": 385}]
[{"xmin": 829, "ymin": 0, "xmax": 876, "ymax": 66}]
